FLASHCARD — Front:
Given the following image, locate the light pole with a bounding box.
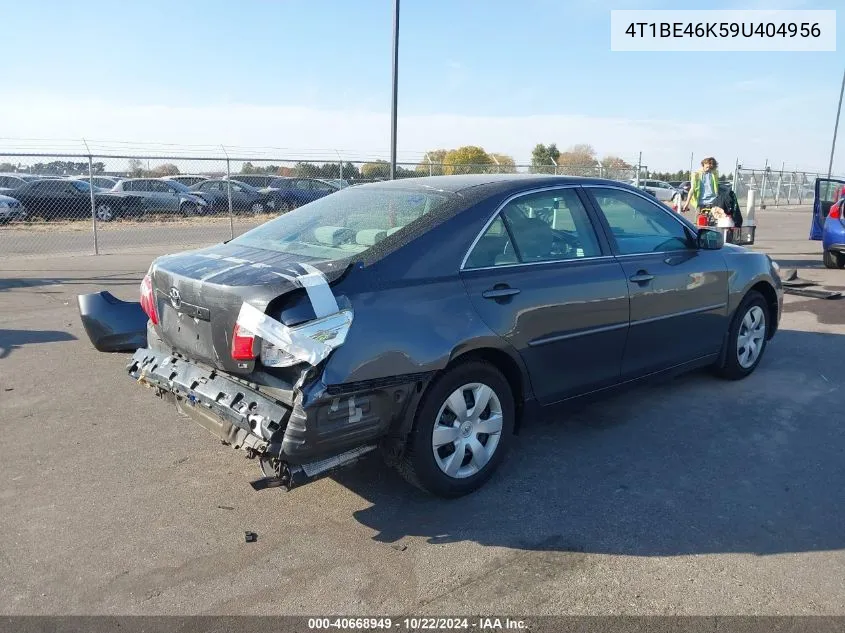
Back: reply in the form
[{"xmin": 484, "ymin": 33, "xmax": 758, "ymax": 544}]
[
  {"xmin": 827, "ymin": 66, "xmax": 845, "ymax": 180},
  {"xmin": 389, "ymin": 0, "xmax": 400, "ymax": 180}
]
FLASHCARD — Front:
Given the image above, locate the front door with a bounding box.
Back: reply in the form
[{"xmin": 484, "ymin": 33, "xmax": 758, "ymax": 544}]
[
  {"xmin": 584, "ymin": 185, "xmax": 730, "ymax": 379},
  {"xmin": 460, "ymin": 186, "xmax": 630, "ymax": 405},
  {"xmin": 810, "ymin": 178, "xmax": 845, "ymax": 240}
]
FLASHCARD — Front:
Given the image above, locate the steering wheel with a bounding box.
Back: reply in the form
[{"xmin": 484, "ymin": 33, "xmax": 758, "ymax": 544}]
[{"xmin": 550, "ymin": 231, "xmax": 580, "ymax": 257}]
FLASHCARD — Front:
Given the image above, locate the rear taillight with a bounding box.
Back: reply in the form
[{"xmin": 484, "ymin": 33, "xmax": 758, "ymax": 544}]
[
  {"xmin": 829, "ymin": 203, "xmax": 842, "ymax": 220},
  {"xmin": 231, "ymin": 324, "xmax": 257, "ymax": 360},
  {"xmin": 139, "ymin": 274, "xmax": 159, "ymax": 325}
]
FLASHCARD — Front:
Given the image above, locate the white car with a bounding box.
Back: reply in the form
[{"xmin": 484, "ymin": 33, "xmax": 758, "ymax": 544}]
[{"xmin": 630, "ymin": 179, "xmax": 678, "ymax": 202}]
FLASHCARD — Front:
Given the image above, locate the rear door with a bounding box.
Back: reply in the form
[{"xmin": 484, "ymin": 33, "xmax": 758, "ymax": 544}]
[
  {"xmin": 149, "ymin": 180, "xmax": 180, "ymax": 213},
  {"xmin": 810, "ymin": 178, "xmax": 845, "ymax": 240},
  {"xmin": 460, "ymin": 186, "xmax": 630, "ymax": 405},
  {"xmin": 584, "ymin": 185, "xmax": 729, "ymax": 379}
]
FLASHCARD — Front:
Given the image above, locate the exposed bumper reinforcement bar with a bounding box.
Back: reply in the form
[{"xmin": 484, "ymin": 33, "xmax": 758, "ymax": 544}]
[{"xmin": 127, "ymin": 347, "xmax": 291, "ymax": 449}]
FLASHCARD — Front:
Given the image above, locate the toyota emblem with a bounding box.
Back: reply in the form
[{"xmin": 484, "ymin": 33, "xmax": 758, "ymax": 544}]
[{"xmin": 169, "ymin": 287, "xmax": 182, "ymax": 309}]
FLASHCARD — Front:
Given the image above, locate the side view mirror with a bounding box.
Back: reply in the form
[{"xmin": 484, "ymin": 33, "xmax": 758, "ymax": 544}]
[{"xmin": 697, "ymin": 228, "xmax": 724, "ymax": 250}]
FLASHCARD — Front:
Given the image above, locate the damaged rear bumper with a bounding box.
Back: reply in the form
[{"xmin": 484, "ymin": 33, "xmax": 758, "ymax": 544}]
[
  {"xmin": 78, "ymin": 292, "xmax": 148, "ymax": 352},
  {"xmin": 128, "ymin": 347, "xmax": 424, "ymax": 475}
]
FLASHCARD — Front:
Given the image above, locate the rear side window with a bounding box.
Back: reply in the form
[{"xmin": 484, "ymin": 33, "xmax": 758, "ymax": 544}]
[{"xmin": 464, "ymin": 217, "xmax": 516, "ymax": 269}]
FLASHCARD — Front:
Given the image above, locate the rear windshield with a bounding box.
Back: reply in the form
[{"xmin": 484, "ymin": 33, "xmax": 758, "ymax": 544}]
[{"xmin": 231, "ymin": 186, "xmax": 453, "ymax": 261}]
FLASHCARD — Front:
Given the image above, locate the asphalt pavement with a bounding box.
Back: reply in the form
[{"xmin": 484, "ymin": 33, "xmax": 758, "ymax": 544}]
[{"xmin": 1, "ymin": 206, "xmax": 844, "ymax": 615}]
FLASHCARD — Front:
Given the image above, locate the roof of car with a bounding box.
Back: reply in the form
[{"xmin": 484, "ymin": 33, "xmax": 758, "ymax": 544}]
[{"xmin": 351, "ymin": 174, "xmax": 629, "ymax": 193}]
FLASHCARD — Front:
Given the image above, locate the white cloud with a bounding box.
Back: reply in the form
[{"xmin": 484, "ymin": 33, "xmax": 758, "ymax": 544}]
[{"xmin": 0, "ymin": 93, "xmax": 841, "ymax": 174}]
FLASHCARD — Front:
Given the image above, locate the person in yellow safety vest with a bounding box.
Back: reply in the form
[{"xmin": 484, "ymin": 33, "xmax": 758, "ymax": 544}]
[{"xmin": 683, "ymin": 156, "xmax": 720, "ymax": 212}]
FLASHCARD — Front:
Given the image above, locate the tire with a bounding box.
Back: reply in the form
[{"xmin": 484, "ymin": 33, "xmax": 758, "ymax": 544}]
[
  {"xmin": 180, "ymin": 201, "xmax": 199, "ymax": 216},
  {"xmin": 395, "ymin": 361, "xmax": 515, "ymax": 498},
  {"xmin": 95, "ymin": 203, "xmax": 114, "ymax": 222},
  {"xmin": 713, "ymin": 290, "xmax": 770, "ymax": 380},
  {"xmin": 823, "ymin": 249, "xmax": 845, "ymax": 269}
]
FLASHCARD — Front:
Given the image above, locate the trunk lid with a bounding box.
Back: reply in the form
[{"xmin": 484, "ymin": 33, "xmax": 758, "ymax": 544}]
[{"xmin": 149, "ymin": 242, "xmax": 348, "ymax": 374}]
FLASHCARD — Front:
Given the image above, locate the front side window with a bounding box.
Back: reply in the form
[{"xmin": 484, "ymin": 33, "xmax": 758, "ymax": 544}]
[{"xmin": 589, "ymin": 187, "xmax": 692, "ymax": 255}]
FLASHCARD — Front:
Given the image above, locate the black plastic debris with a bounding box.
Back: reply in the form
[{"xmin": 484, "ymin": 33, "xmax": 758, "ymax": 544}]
[
  {"xmin": 244, "ymin": 531, "xmax": 258, "ymax": 543},
  {"xmin": 777, "ymin": 268, "xmax": 842, "ymax": 299},
  {"xmin": 217, "ymin": 505, "xmax": 235, "ymax": 511},
  {"xmin": 784, "ymin": 287, "xmax": 842, "ymax": 300}
]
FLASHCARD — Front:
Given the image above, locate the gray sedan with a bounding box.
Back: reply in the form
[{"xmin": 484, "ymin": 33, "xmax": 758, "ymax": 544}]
[
  {"xmin": 80, "ymin": 175, "xmax": 783, "ymax": 498},
  {"xmin": 112, "ymin": 178, "xmax": 211, "ymax": 215}
]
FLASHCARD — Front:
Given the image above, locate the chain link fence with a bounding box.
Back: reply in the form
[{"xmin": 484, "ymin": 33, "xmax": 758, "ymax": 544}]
[
  {"xmin": 0, "ymin": 152, "xmax": 647, "ymax": 259},
  {"xmin": 733, "ymin": 166, "xmax": 833, "ymax": 208}
]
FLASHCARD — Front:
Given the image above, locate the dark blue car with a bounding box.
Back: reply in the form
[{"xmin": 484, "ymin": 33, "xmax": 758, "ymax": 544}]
[
  {"xmin": 809, "ymin": 177, "xmax": 845, "ymax": 268},
  {"xmin": 230, "ymin": 175, "xmax": 339, "ymax": 211}
]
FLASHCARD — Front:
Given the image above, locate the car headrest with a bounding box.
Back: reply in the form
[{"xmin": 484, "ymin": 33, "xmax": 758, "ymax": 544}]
[
  {"xmin": 355, "ymin": 229, "xmax": 387, "ymax": 246},
  {"xmin": 514, "ymin": 217, "xmax": 554, "ymax": 260},
  {"xmin": 313, "ymin": 226, "xmax": 355, "ymax": 246}
]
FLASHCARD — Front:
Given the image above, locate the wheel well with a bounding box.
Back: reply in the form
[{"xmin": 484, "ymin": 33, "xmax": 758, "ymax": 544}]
[
  {"xmin": 447, "ymin": 348, "xmax": 526, "ymax": 432},
  {"xmin": 749, "ymin": 281, "xmax": 779, "ymax": 339}
]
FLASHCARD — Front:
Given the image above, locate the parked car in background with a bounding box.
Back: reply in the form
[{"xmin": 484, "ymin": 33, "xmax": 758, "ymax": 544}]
[
  {"xmin": 321, "ymin": 178, "xmax": 350, "ymax": 189},
  {"xmin": 809, "ymin": 178, "xmax": 845, "ymax": 269},
  {"xmin": 69, "ymin": 175, "xmax": 122, "ymax": 190},
  {"xmin": 631, "ymin": 179, "xmax": 678, "ymax": 202},
  {"xmin": 0, "ymin": 193, "xmax": 26, "ymax": 223},
  {"xmin": 10, "ymin": 178, "xmax": 146, "ymax": 221},
  {"xmin": 264, "ymin": 177, "xmax": 340, "ymax": 210},
  {"xmin": 164, "ymin": 174, "xmax": 210, "ymax": 187},
  {"xmin": 222, "ymin": 174, "xmax": 275, "ymax": 189},
  {"xmin": 80, "ymin": 175, "xmax": 782, "ymax": 497},
  {"xmin": 0, "ymin": 173, "xmax": 43, "ymax": 195},
  {"xmin": 190, "ymin": 179, "xmax": 272, "ymax": 214},
  {"xmin": 112, "ymin": 178, "xmax": 211, "ymax": 215},
  {"xmin": 231, "ymin": 175, "xmax": 339, "ymax": 209}
]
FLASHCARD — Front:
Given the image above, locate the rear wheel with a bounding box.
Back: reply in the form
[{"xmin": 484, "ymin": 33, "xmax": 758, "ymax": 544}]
[
  {"xmin": 395, "ymin": 361, "xmax": 514, "ymax": 497},
  {"xmin": 823, "ymin": 249, "xmax": 845, "ymax": 269},
  {"xmin": 714, "ymin": 290, "xmax": 769, "ymax": 380}
]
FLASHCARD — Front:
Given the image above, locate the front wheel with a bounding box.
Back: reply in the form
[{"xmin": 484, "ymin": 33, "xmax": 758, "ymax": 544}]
[
  {"xmin": 180, "ymin": 202, "xmax": 199, "ymax": 216},
  {"xmin": 713, "ymin": 291, "xmax": 769, "ymax": 380},
  {"xmin": 95, "ymin": 203, "xmax": 115, "ymax": 222},
  {"xmin": 823, "ymin": 249, "xmax": 845, "ymax": 269},
  {"xmin": 395, "ymin": 361, "xmax": 515, "ymax": 497}
]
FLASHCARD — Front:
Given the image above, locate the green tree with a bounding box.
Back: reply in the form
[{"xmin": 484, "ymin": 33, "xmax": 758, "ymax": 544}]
[
  {"xmin": 531, "ymin": 143, "xmax": 560, "ymax": 174},
  {"xmin": 361, "ymin": 160, "xmax": 390, "ymax": 180},
  {"xmin": 443, "ymin": 146, "xmax": 491, "ymax": 175},
  {"xmin": 292, "ymin": 162, "xmax": 320, "ymax": 178},
  {"xmin": 416, "ymin": 149, "xmax": 448, "ymax": 175},
  {"xmin": 0, "ymin": 162, "xmax": 17, "ymax": 172}
]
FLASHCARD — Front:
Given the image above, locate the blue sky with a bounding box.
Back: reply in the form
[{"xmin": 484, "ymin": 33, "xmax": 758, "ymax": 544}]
[{"xmin": 2, "ymin": 0, "xmax": 843, "ymax": 172}]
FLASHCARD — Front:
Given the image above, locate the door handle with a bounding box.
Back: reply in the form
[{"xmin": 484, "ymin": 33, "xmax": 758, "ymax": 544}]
[
  {"xmin": 482, "ymin": 287, "xmax": 521, "ymax": 299},
  {"xmin": 629, "ymin": 271, "xmax": 655, "ymax": 284}
]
